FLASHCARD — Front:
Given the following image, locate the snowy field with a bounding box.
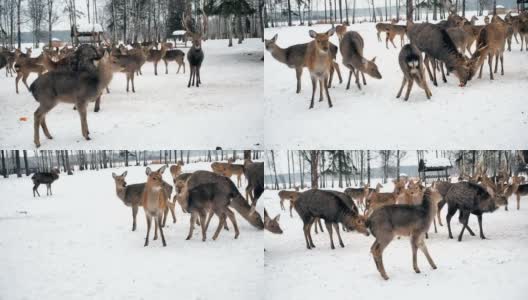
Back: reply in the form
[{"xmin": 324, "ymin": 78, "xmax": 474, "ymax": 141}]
[
  {"xmin": 0, "ymin": 39, "xmax": 264, "ymax": 149},
  {"xmin": 263, "ymin": 180, "xmax": 528, "ymax": 300},
  {"xmin": 264, "ymin": 19, "xmax": 528, "ymax": 149},
  {"xmin": 0, "ymin": 162, "xmax": 263, "ymax": 299}
]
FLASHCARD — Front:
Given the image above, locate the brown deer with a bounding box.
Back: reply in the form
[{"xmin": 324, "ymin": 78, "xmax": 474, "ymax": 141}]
[
  {"xmin": 169, "ymin": 162, "xmax": 184, "ymax": 183},
  {"xmin": 142, "ymin": 166, "xmax": 168, "ymax": 247},
  {"xmin": 29, "ymin": 47, "xmax": 113, "ymax": 147},
  {"xmin": 396, "ymin": 44, "xmax": 432, "ymax": 101},
  {"xmin": 471, "ymin": 16, "xmax": 508, "ymax": 80},
  {"xmin": 163, "ymin": 49, "xmax": 185, "ymax": 74},
  {"xmin": 385, "ymin": 25, "xmax": 407, "ymax": 49},
  {"xmin": 14, "ymin": 52, "xmax": 45, "ymax": 94},
  {"xmin": 111, "ymin": 48, "xmax": 147, "ymax": 93},
  {"xmin": 112, "ymin": 171, "xmax": 175, "ymax": 232},
  {"xmin": 187, "ymin": 32, "xmax": 204, "ymax": 88},
  {"xmin": 146, "ymin": 43, "xmax": 167, "ymax": 75},
  {"xmin": 335, "ymin": 24, "xmax": 348, "ymax": 42},
  {"xmin": 210, "ymin": 161, "xmax": 245, "ymax": 187},
  {"xmin": 278, "ymin": 187, "xmax": 300, "ymax": 217},
  {"xmin": 375, "ymin": 19, "xmax": 398, "ymax": 42},
  {"xmin": 340, "ymin": 31, "xmax": 382, "ymax": 91},
  {"xmin": 367, "ymin": 188, "xmax": 438, "ymax": 280},
  {"xmin": 305, "ymin": 28, "xmax": 336, "ymax": 109},
  {"xmin": 264, "ymin": 34, "xmax": 342, "ymax": 93},
  {"xmin": 365, "ymin": 180, "xmax": 406, "ymax": 216},
  {"xmin": 344, "ymin": 184, "xmax": 370, "ymax": 212},
  {"xmin": 264, "ymin": 209, "xmax": 283, "ymax": 234}
]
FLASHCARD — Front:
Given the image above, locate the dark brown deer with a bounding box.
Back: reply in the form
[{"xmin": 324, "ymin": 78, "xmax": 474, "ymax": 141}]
[
  {"xmin": 146, "ymin": 44, "xmax": 167, "ymax": 75},
  {"xmin": 163, "ymin": 49, "xmax": 185, "ymax": 74},
  {"xmin": 32, "ymin": 168, "xmax": 60, "ymax": 197},
  {"xmin": 396, "ymin": 44, "xmax": 432, "ymax": 101},
  {"xmin": 187, "ymin": 32, "xmax": 204, "ymax": 88}
]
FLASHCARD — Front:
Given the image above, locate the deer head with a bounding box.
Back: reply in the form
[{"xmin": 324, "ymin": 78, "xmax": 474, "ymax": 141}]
[{"xmin": 308, "ymin": 28, "xmax": 335, "ymax": 53}]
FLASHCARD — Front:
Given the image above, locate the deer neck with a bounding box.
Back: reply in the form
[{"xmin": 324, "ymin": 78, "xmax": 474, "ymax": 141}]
[{"xmin": 268, "ymin": 44, "xmax": 288, "ymax": 65}]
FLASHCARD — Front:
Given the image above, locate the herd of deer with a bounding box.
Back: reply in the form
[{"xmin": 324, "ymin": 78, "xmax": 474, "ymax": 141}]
[
  {"xmin": 265, "ymin": 11, "xmax": 528, "ymax": 107},
  {"xmin": 274, "ymin": 166, "xmax": 528, "ymax": 280},
  {"xmin": 110, "ymin": 159, "xmax": 265, "ymax": 247},
  {"xmin": 0, "ymin": 32, "xmax": 205, "ymax": 147}
]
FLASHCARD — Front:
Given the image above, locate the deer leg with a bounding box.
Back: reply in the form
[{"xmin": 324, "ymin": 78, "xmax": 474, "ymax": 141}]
[
  {"xmin": 130, "ymin": 72, "xmax": 136, "ymax": 93},
  {"xmin": 153, "ymin": 215, "xmax": 159, "ymax": 240},
  {"xmin": 440, "ymin": 63, "xmax": 447, "ymax": 83},
  {"xmin": 307, "ymin": 220, "xmax": 316, "ymax": 248},
  {"xmin": 418, "ymin": 235, "xmax": 437, "ymax": 269},
  {"xmin": 385, "ymin": 33, "xmax": 390, "ymax": 49},
  {"xmin": 424, "ymin": 56, "xmax": 435, "ymax": 85},
  {"xmin": 22, "ymin": 73, "xmax": 30, "ymax": 90},
  {"xmin": 93, "ymin": 95, "xmax": 101, "ymax": 112},
  {"xmin": 157, "ymin": 215, "xmax": 167, "ymax": 246},
  {"xmin": 196, "ymin": 67, "xmax": 201, "ymax": 87},
  {"xmin": 15, "ymin": 72, "xmax": 22, "ymax": 93},
  {"xmin": 162, "ymin": 205, "xmax": 168, "ymax": 227},
  {"xmin": 325, "ymin": 221, "xmax": 335, "ymax": 249},
  {"xmin": 431, "ymin": 59, "xmax": 438, "ymax": 86},
  {"xmin": 361, "ymin": 71, "xmax": 366, "ymax": 85},
  {"xmin": 164, "ymin": 59, "xmax": 168, "ymax": 74},
  {"xmin": 404, "ymin": 78, "xmax": 414, "ymax": 101},
  {"xmin": 280, "ymin": 198, "xmax": 285, "ymax": 210},
  {"xmin": 289, "ymin": 202, "xmax": 294, "ymax": 218},
  {"xmin": 187, "ymin": 67, "xmax": 194, "ymax": 88},
  {"xmin": 131, "ymin": 205, "xmax": 138, "ymax": 231},
  {"xmin": 225, "ymin": 207, "xmax": 240, "ymax": 239},
  {"xmin": 488, "ymin": 54, "xmax": 494, "ymax": 80},
  {"xmin": 371, "ymin": 237, "xmax": 392, "ymax": 280},
  {"xmin": 328, "ymin": 63, "xmax": 334, "ymax": 87},
  {"xmin": 126, "ymin": 73, "xmax": 130, "ymax": 92},
  {"xmin": 33, "ymin": 183, "xmax": 40, "ymax": 197},
  {"xmin": 303, "ymin": 222, "xmax": 312, "ymax": 249},
  {"xmin": 458, "ymin": 210, "xmax": 470, "ymax": 242},
  {"xmin": 176, "ymin": 62, "xmax": 181, "ymax": 74},
  {"xmin": 411, "ymin": 233, "xmax": 421, "ymax": 273},
  {"xmin": 390, "ymin": 36, "xmax": 397, "ymax": 48},
  {"xmin": 204, "ymin": 209, "xmax": 215, "ymax": 233},
  {"xmin": 446, "ymin": 204, "xmax": 457, "ymax": 239},
  {"xmin": 295, "ymin": 67, "xmax": 302, "ymax": 93},
  {"xmin": 517, "ymin": 193, "xmax": 521, "ymax": 210},
  {"xmin": 476, "ymin": 213, "xmax": 486, "ymax": 239},
  {"xmin": 144, "ymin": 214, "xmax": 152, "ymax": 247},
  {"xmin": 40, "ymin": 114, "xmax": 53, "ymax": 139},
  {"xmin": 309, "ymin": 76, "xmax": 316, "ymax": 109},
  {"xmin": 106, "ymin": 87, "xmax": 110, "ymax": 94},
  {"xmin": 333, "ymin": 223, "xmax": 345, "ymax": 248},
  {"xmin": 318, "ymin": 79, "xmax": 324, "ymax": 102},
  {"xmin": 354, "ymin": 69, "xmax": 361, "ymax": 90},
  {"xmin": 324, "ymin": 76, "xmax": 332, "ymax": 108},
  {"xmin": 396, "ymin": 77, "xmax": 407, "ymax": 99},
  {"xmin": 500, "ymin": 53, "xmax": 504, "ymax": 75},
  {"xmin": 494, "ymin": 53, "xmax": 500, "ymax": 74},
  {"xmin": 34, "ymin": 105, "xmax": 49, "ymax": 147},
  {"xmin": 76, "ymin": 103, "xmax": 90, "ymax": 140},
  {"xmin": 169, "ymin": 202, "xmax": 176, "ymax": 223},
  {"xmin": 333, "ymin": 61, "xmax": 342, "ymax": 84},
  {"xmin": 460, "ymin": 210, "xmax": 475, "ymax": 236},
  {"xmin": 212, "ymin": 213, "xmax": 226, "ymax": 241},
  {"xmin": 377, "ymin": 31, "xmax": 381, "ymax": 42},
  {"xmin": 154, "ymin": 61, "xmax": 158, "ymax": 76},
  {"xmin": 346, "ymin": 69, "xmax": 353, "ymax": 90},
  {"xmin": 186, "ymin": 212, "xmax": 197, "ymax": 240},
  {"xmin": 199, "ymin": 210, "xmax": 207, "ymax": 241}
]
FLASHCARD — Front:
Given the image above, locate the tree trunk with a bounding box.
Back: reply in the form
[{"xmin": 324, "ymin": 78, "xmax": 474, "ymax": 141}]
[
  {"xmin": 271, "ymin": 150, "xmax": 279, "ymax": 190},
  {"xmin": 23, "ymin": 150, "xmax": 29, "ymax": 176},
  {"xmin": 310, "ymin": 151, "xmax": 320, "ymax": 189},
  {"xmin": 367, "ymin": 150, "xmax": 371, "ymax": 185},
  {"xmin": 396, "ymin": 150, "xmax": 401, "ymax": 181},
  {"xmin": 287, "ymin": 150, "xmax": 292, "ymax": 188},
  {"xmin": 15, "ymin": 150, "xmax": 21, "ymax": 178}
]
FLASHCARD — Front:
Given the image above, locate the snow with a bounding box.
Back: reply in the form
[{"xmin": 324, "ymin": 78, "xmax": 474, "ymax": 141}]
[
  {"xmin": 76, "ymin": 23, "xmax": 104, "ymax": 33},
  {"xmin": 172, "ymin": 30, "xmax": 187, "ymax": 36},
  {"xmin": 424, "ymin": 157, "xmax": 452, "ymax": 167},
  {"xmin": 264, "ymin": 21, "xmax": 528, "ymax": 149},
  {"xmin": 0, "ymin": 39, "xmax": 264, "ymax": 149},
  {"xmin": 0, "ymin": 162, "xmax": 263, "ymax": 299},
  {"xmin": 263, "ymin": 180, "xmax": 528, "ymax": 300}
]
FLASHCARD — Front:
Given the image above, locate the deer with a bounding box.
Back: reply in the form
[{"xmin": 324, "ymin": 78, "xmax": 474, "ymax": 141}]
[
  {"xmin": 367, "ymin": 188, "xmax": 438, "ymax": 280},
  {"xmin": 32, "ymin": 168, "xmax": 60, "ymax": 197},
  {"xmin": 514, "ymin": 180, "xmax": 528, "ymax": 210},
  {"xmin": 110, "ymin": 48, "xmax": 147, "ymax": 93},
  {"xmin": 385, "ymin": 24, "xmax": 407, "ymax": 49},
  {"xmin": 278, "ymin": 186, "xmax": 300, "ymax": 217},
  {"xmin": 244, "ymin": 161, "xmax": 263, "ymax": 214},
  {"xmin": 210, "ymin": 161, "xmax": 245, "ymax": 187},
  {"xmin": 305, "ymin": 28, "xmax": 336, "ymax": 109},
  {"xmin": 335, "ymin": 24, "xmax": 348, "ymax": 42},
  {"xmin": 471, "ymin": 16, "xmax": 508, "ymax": 80},
  {"xmin": 339, "ymin": 31, "xmax": 382, "ymax": 91},
  {"xmin": 146, "ymin": 43, "xmax": 167, "ymax": 75},
  {"xmin": 365, "ymin": 180, "xmax": 406, "ymax": 216},
  {"xmin": 112, "ymin": 171, "xmax": 176, "ymax": 232},
  {"xmin": 169, "ymin": 162, "xmax": 184, "ymax": 184},
  {"xmin": 29, "ymin": 46, "xmax": 113, "ymax": 147},
  {"xmin": 142, "ymin": 166, "xmax": 168, "ymax": 247},
  {"xmin": 396, "ymin": 44, "xmax": 432, "ymax": 101},
  {"xmin": 264, "ymin": 34, "xmax": 342, "ymax": 93},
  {"xmin": 163, "ymin": 49, "xmax": 185, "ymax": 74},
  {"xmin": 344, "ymin": 184, "xmax": 370, "ymax": 212},
  {"xmin": 14, "ymin": 52, "xmax": 45, "ymax": 94},
  {"xmin": 0, "ymin": 49, "xmax": 15, "ymax": 77},
  {"xmin": 187, "ymin": 32, "xmax": 204, "ymax": 88},
  {"xmin": 375, "ymin": 19, "xmax": 398, "ymax": 42}
]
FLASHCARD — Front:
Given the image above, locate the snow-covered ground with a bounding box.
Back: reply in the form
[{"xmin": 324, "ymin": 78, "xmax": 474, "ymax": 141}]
[
  {"xmin": 264, "ymin": 19, "xmax": 528, "ymax": 149},
  {"xmin": 0, "ymin": 39, "xmax": 263, "ymax": 149},
  {"xmin": 0, "ymin": 162, "xmax": 263, "ymax": 299},
  {"xmin": 263, "ymin": 179, "xmax": 528, "ymax": 300}
]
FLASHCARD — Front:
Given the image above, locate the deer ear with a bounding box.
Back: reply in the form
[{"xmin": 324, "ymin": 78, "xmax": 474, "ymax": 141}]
[
  {"xmin": 112, "ymin": 172, "xmax": 117, "ymax": 178},
  {"xmin": 158, "ymin": 165, "xmax": 167, "ymax": 174},
  {"xmin": 122, "ymin": 171, "xmax": 128, "ymax": 177},
  {"xmin": 146, "ymin": 167, "xmax": 152, "ymax": 175},
  {"xmin": 271, "ymin": 34, "xmax": 278, "ymax": 42},
  {"xmin": 309, "ymin": 30, "xmax": 317, "ymax": 38},
  {"xmin": 327, "ymin": 27, "xmax": 336, "ymax": 36},
  {"xmin": 371, "ymin": 56, "xmax": 377, "ymax": 62},
  {"xmin": 274, "ymin": 214, "xmax": 281, "ymax": 222}
]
